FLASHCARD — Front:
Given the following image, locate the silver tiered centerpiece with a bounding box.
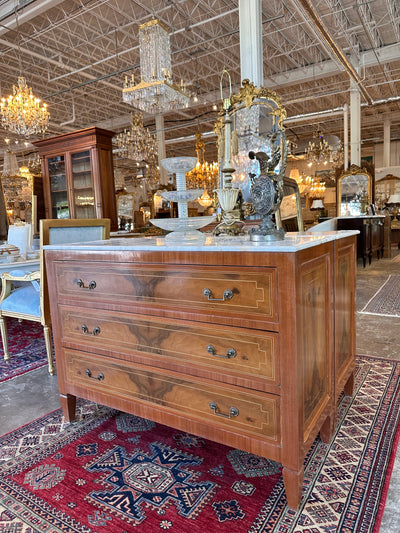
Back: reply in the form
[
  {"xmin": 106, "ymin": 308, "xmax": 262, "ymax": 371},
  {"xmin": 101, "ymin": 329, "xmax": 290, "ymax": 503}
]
[{"xmin": 150, "ymin": 157, "xmax": 215, "ymax": 244}]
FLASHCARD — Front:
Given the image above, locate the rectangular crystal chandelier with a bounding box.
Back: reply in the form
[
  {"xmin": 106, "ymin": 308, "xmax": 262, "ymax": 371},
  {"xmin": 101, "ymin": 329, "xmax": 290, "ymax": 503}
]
[{"xmin": 122, "ymin": 20, "xmax": 190, "ymax": 114}]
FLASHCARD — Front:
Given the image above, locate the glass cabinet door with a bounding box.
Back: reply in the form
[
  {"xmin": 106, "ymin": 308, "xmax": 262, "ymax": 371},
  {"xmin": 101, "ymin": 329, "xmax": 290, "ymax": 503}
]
[
  {"xmin": 48, "ymin": 155, "xmax": 69, "ymax": 219},
  {"xmin": 71, "ymin": 150, "xmax": 96, "ymax": 218}
]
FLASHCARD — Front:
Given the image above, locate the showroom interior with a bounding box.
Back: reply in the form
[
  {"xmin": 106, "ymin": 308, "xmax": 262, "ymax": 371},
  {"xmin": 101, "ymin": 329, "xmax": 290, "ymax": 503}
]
[{"xmin": 0, "ymin": 1, "xmax": 399, "ymax": 532}]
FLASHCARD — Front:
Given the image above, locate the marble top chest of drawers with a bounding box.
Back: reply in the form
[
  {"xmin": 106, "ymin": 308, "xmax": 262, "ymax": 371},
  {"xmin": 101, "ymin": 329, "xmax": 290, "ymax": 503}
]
[{"xmin": 45, "ymin": 232, "xmax": 357, "ymax": 509}]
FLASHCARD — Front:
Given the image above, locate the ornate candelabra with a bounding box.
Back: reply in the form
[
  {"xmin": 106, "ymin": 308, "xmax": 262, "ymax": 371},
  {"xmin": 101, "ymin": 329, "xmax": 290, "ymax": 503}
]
[{"xmin": 213, "ymin": 69, "xmax": 244, "ymax": 236}]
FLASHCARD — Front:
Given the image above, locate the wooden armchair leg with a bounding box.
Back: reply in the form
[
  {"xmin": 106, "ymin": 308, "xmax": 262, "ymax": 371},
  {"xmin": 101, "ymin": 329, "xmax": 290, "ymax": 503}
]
[
  {"xmin": 0, "ymin": 316, "xmax": 10, "ymax": 362},
  {"xmin": 43, "ymin": 324, "xmax": 55, "ymax": 375}
]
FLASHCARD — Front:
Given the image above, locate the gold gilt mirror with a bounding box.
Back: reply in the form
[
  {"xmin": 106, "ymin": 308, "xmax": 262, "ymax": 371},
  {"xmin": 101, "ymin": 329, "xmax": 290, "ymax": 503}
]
[{"xmin": 336, "ymin": 164, "xmax": 373, "ymax": 216}]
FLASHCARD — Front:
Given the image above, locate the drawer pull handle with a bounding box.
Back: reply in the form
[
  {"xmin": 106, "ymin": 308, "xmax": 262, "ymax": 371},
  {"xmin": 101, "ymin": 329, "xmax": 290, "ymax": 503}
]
[
  {"xmin": 209, "ymin": 401, "xmax": 239, "ymax": 419},
  {"xmin": 203, "ymin": 288, "xmax": 233, "ymax": 301},
  {"xmin": 81, "ymin": 324, "xmax": 101, "ymax": 336},
  {"xmin": 207, "ymin": 344, "xmax": 236, "ymax": 359},
  {"xmin": 76, "ymin": 279, "xmax": 96, "ymax": 290},
  {"xmin": 85, "ymin": 369, "xmax": 104, "ymax": 381}
]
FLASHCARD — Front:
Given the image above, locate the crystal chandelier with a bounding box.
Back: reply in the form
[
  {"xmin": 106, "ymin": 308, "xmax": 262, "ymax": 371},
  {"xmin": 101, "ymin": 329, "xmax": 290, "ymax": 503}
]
[
  {"xmin": 122, "ymin": 19, "xmax": 190, "ymax": 114},
  {"xmin": 186, "ymin": 132, "xmax": 219, "ymax": 204},
  {"xmin": 309, "ymin": 177, "xmax": 326, "ymax": 197},
  {"xmin": 2, "ymin": 149, "xmax": 19, "ymax": 177},
  {"xmin": 28, "ymin": 152, "xmax": 42, "ymax": 174},
  {"xmin": 0, "ymin": 77, "xmax": 49, "ymax": 137},
  {"xmin": 0, "ymin": 6, "xmax": 50, "ymax": 137},
  {"xmin": 114, "ymin": 111, "xmax": 158, "ymax": 165},
  {"xmin": 331, "ymin": 141, "xmax": 344, "ymax": 168},
  {"xmin": 305, "ymin": 128, "xmax": 332, "ymax": 163}
]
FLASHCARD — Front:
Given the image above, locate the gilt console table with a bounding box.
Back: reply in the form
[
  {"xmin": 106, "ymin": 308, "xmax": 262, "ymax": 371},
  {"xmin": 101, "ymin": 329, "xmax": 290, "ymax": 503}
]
[{"xmin": 44, "ymin": 231, "xmax": 357, "ymax": 509}]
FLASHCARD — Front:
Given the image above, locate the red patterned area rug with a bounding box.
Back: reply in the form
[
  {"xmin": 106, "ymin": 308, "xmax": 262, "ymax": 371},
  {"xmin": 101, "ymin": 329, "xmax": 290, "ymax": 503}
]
[
  {"xmin": 0, "ymin": 355, "xmax": 399, "ymax": 533},
  {"xmin": 0, "ymin": 318, "xmax": 48, "ymax": 383},
  {"xmin": 360, "ymin": 274, "xmax": 400, "ymax": 317}
]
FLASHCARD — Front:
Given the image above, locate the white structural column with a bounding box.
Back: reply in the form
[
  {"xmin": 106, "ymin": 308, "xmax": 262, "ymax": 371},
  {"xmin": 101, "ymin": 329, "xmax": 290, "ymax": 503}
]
[
  {"xmin": 350, "ymin": 77, "xmax": 361, "ymax": 167},
  {"xmin": 343, "ymin": 103, "xmax": 349, "ymax": 170},
  {"xmin": 155, "ymin": 114, "xmax": 167, "ymax": 185},
  {"xmin": 383, "ymin": 114, "xmax": 391, "ymax": 168},
  {"xmin": 239, "ymin": 0, "xmax": 263, "ymax": 86}
]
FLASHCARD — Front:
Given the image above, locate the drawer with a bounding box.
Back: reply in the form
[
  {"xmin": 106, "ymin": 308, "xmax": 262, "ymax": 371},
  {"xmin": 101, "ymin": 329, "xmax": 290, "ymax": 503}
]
[
  {"xmin": 58, "ymin": 306, "xmax": 280, "ymax": 387},
  {"xmin": 52, "ymin": 261, "xmax": 278, "ymax": 325},
  {"xmin": 63, "ymin": 349, "xmax": 279, "ymax": 442}
]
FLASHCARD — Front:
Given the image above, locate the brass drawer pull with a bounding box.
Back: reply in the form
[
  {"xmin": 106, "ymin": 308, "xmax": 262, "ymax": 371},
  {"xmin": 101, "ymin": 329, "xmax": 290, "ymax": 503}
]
[
  {"xmin": 207, "ymin": 344, "xmax": 236, "ymax": 359},
  {"xmin": 81, "ymin": 324, "xmax": 101, "ymax": 336},
  {"xmin": 209, "ymin": 401, "xmax": 239, "ymax": 419},
  {"xmin": 76, "ymin": 279, "xmax": 96, "ymax": 290},
  {"xmin": 85, "ymin": 369, "xmax": 104, "ymax": 381},
  {"xmin": 203, "ymin": 288, "xmax": 233, "ymax": 301}
]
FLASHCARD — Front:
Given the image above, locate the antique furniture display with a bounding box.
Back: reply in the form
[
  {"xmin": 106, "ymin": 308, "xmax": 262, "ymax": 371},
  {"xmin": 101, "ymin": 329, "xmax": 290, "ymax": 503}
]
[
  {"xmin": 336, "ymin": 164, "xmax": 374, "ymax": 216},
  {"xmin": 375, "ymin": 173, "xmax": 400, "ymax": 207},
  {"xmin": 45, "ymin": 232, "xmax": 357, "ymax": 509},
  {"xmin": 0, "ymin": 218, "xmax": 110, "ymax": 375},
  {"xmin": 336, "ymin": 215, "xmax": 384, "ymax": 266},
  {"xmin": 33, "ymin": 127, "xmax": 118, "ymax": 231}
]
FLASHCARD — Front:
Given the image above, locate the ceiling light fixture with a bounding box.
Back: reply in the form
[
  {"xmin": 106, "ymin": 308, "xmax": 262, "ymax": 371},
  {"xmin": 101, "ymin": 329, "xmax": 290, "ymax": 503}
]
[
  {"xmin": 0, "ymin": 7, "xmax": 49, "ymax": 136},
  {"xmin": 305, "ymin": 127, "xmax": 332, "ymax": 164},
  {"xmin": 122, "ymin": 19, "xmax": 190, "ymax": 114},
  {"xmin": 114, "ymin": 111, "xmax": 158, "ymax": 165},
  {"xmin": 186, "ymin": 131, "xmax": 218, "ymax": 204}
]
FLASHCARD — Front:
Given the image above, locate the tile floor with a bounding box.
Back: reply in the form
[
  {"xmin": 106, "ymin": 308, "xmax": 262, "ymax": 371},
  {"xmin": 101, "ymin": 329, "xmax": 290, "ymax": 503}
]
[{"xmin": 0, "ymin": 249, "xmax": 399, "ymax": 531}]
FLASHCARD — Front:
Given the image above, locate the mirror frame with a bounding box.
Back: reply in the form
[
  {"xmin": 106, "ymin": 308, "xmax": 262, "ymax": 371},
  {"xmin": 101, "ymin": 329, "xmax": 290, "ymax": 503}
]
[
  {"xmin": 214, "ymin": 80, "xmax": 287, "ymax": 169},
  {"xmin": 336, "ymin": 164, "xmax": 373, "ymax": 216},
  {"xmin": 116, "ymin": 191, "xmax": 134, "ymax": 230},
  {"xmin": 213, "ymin": 79, "xmax": 288, "ymax": 223}
]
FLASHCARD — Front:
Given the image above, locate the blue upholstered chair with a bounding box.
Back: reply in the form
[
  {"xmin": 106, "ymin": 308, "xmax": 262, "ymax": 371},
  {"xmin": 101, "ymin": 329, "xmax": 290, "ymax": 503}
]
[{"xmin": 0, "ymin": 218, "xmax": 110, "ymax": 374}]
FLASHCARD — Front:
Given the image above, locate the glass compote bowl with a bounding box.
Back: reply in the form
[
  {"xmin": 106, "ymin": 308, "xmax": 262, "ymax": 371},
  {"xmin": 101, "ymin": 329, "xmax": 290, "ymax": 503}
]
[
  {"xmin": 154, "ymin": 157, "xmax": 213, "ymax": 243},
  {"xmin": 150, "ymin": 215, "xmax": 215, "ymax": 244},
  {"xmin": 161, "ymin": 157, "xmax": 198, "ymax": 218},
  {"xmin": 160, "ymin": 189, "xmax": 202, "ymax": 203}
]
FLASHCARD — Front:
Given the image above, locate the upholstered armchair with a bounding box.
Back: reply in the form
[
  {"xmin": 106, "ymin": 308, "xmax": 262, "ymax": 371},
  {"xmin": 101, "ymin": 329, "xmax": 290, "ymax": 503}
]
[{"xmin": 0, "ymin": 218, "xmax": 110, "ymax": 375}]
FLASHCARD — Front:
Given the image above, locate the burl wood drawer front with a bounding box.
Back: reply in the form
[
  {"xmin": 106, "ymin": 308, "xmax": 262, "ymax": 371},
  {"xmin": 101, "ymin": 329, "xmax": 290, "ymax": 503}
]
[
  {"xmin": 59, "ymin": 306, "xmax": 279, "ymax": 386},
  {"xmin": 63, "ymin": 350, "xmax": 279, "ymax": 441},
  {"xmin": 53, "ymin": 262, "xmax": 277, "ymax": 323}
]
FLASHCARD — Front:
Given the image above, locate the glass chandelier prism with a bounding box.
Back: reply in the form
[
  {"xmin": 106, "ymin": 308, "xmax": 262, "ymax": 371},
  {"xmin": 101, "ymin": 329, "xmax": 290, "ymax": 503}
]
[
  {"xmin": 305, "ymin": 128, "xmax": 332, "ymax": 163},
  {"xmin": 114, "ymin": 111, "xmax": 158, "ymax": 164},
  {"xmin": 186, "ymin": 132, "xmax": 219, "ymax": 199},
  {"xmin": 122, "ymin": 20, "xmax": 190, "ymax": 114},
  {"xmin": 0, "ymin": 76, "xmax": 49, "ymax": 136}
]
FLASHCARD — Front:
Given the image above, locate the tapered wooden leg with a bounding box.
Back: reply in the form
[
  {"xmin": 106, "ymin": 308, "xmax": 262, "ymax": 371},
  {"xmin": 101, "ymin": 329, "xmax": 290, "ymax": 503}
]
[
  {"xmin": 43, "ymin": 324, "xmax": 55, "ymax": 375},
  {"xmin": 60, "ymin": 393, "xmax": 77, "ymax": 422},
  {"xmin": 320, "ymin": 413, "xmax": 335, "ymax": 443},
  {"xmin": 0, "ymin": 316, "xmax": 9, "ymax": 361},
  {"xmin": 283, "ymin": 466, "xmax": 304, "ymax": 509},
  {"xmin": 344, "ymin": 371, "xmax": 355, "ymax": 396}
]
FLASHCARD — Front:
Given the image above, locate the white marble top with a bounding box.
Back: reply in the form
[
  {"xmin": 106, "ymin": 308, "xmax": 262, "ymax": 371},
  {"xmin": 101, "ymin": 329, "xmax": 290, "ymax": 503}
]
[
  {"xmin": 44, "ymin": 230, "xmax": 359, "ymax": 253},
  {"xmin": 336, "ymin": 215, "xmax": 385, "ymax": 219}
]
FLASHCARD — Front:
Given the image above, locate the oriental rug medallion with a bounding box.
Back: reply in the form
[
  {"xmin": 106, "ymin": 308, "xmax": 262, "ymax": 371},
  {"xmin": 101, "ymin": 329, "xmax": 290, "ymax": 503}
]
[
  {"xmin": 0, "ymin": 318, "xmax": 48, "ymax": 383},
  {"xmin": 0, "ymin": 355, "xmax": 399, "ymax": 532}
]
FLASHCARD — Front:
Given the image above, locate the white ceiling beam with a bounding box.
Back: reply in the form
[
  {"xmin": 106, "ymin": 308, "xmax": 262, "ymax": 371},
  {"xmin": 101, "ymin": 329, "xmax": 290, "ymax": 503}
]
[
  {"xmin": 265, "ymin": 42, "xmax": 400, "ymax": 88},
  {"xmin": 0, "ymin": 0, "xmax": 66, "ymax": 34}
]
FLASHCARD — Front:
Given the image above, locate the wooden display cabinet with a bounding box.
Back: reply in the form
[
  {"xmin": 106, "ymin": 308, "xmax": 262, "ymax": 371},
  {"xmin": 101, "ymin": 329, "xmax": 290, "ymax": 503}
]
[{"xmin": 33, "ymin": 127, "xmax": 117, "ymax": 231}]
